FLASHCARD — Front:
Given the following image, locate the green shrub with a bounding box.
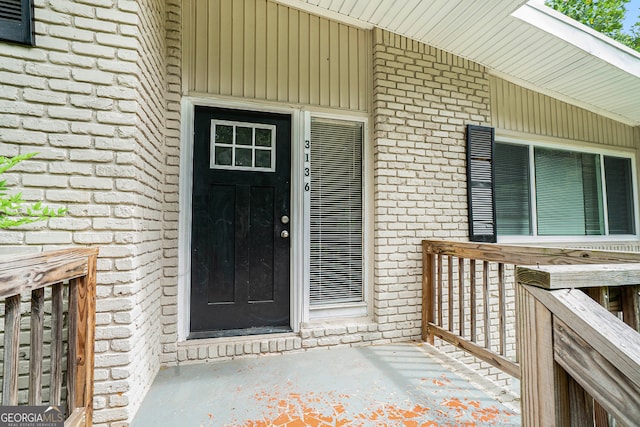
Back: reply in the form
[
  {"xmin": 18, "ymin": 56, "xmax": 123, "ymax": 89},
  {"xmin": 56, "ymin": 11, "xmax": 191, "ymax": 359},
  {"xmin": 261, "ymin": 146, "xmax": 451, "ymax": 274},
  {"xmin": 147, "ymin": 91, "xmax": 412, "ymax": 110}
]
[{"xmin": 0, "ymin": 153, "xmax": 66, "ymax": 229}]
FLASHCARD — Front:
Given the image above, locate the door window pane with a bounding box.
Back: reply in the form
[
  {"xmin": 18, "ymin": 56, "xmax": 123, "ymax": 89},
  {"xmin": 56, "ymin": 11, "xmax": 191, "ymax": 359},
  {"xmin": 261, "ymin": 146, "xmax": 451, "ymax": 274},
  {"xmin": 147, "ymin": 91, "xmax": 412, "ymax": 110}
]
[
  {"xmin": 215, "ymin": 147, "xmax": 232, "ymax": 166},
  {"xmin": 215, "ymin": 125, "xmax": 233, "ymax": 144},
  {"xmin": 235, "ymin": 148, "xmax": 252, "ymax": 167},
  {"xmin": 255, "ymin": 150, "xmax": 271, "ymax": 168},
  {"xmin": 236, "ymin": 127, "xmax": 252, "ymax": 145},
  {"xmin": 255, "ymin": 128, "xmax": 272, "ymax": 147}
]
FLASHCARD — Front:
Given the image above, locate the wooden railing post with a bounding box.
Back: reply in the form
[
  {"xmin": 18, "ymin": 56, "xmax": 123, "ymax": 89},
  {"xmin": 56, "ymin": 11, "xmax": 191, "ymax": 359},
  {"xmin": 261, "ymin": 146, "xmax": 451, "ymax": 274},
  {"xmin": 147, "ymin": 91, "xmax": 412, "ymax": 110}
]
[
  {"xmin": 422, "ymin": 242, "xmax": 435, "ymax": 344},
  {"xmin": 68, "ymin": 253, "xmax": 98, "ymax": 426},
  {"xmin": 584, "ymin": 287, "xmax": 612, "ymax": 427},
  {"xmin": 517, "ymin": 284, "xmax": 566, "ymax": 427},
  {"xmin": 83, "ymin": 253, "xmax": 97, "ymax": 426},
  {"xmin": 518, "ymin": 283, "xmax": 600, "ymax": 427},
  {"xmin": 517, "ymin": 264, "xmax": 640, "ymax": 427},
  {"xmin": 0, "ymin": 248, "xmax": 98, "ymax": 427}
]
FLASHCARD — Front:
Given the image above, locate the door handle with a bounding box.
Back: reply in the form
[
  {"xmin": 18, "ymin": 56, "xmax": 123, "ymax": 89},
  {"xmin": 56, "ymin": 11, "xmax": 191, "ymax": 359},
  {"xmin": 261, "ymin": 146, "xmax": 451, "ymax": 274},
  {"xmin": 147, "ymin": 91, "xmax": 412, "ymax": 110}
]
[
  {"xmin": 281, "ymin": 215, "xmax": 289, "ymax": 224},
  {"xmin": 280, "ymin": 230, "xmax": 289, "ymax": 239}
]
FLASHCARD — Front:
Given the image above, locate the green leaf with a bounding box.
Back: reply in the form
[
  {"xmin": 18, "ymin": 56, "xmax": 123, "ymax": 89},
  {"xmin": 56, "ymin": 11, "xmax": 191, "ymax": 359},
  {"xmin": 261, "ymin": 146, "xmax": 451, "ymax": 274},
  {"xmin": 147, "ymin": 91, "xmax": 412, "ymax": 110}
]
[{"xmin": 0, "ymin": 153, "xmax": 66, "ymax": 229}]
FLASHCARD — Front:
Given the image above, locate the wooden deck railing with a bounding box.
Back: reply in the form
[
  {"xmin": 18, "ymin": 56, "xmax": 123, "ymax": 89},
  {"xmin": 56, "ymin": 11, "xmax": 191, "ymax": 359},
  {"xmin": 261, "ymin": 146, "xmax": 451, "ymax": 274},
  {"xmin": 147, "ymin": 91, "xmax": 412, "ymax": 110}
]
[
  {"xmin": 421, "ymin": 240, "xmax": 640, "ymax": 380},
  {"xmin": 0, "ymin": 248, "xmax": 98, "ymax": 427},
  {"xmin": 517, "ymin": 264, "xmax": 640, "ymax": 426}
]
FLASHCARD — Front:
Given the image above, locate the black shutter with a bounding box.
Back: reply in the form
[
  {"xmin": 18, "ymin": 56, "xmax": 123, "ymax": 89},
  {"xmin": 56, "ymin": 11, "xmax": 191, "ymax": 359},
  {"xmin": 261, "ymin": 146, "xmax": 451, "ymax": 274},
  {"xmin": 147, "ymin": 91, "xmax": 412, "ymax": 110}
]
[
  {"xmin": 0, "ymin": 0, "xmax": 34, "ymax": 46},
  {"xmin": 466, "ymin": 124, "xmax": 496, "ymax": 243}
]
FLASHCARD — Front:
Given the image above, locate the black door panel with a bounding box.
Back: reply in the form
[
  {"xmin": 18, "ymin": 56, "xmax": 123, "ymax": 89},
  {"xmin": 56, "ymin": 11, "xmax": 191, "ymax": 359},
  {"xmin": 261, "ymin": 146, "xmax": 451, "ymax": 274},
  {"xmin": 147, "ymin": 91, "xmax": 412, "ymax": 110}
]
[{"xmin": 190, "ymin": 107, "xmax": 291, "ymax": 337}]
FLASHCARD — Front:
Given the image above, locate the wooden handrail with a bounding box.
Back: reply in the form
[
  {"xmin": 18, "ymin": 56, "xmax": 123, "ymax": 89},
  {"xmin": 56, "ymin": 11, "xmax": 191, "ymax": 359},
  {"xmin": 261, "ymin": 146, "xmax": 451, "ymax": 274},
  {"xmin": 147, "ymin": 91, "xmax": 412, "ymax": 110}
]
[
  {"xmin": 518, "ymin": 266, "xmax": 640, "ymax": 427},
  {"xmin": 0, "ymin": 248, "xmax": 98, "ymax": 427},
  {"xmin": 422, "ymin": 240, "xmax": 640, "ymax": 384},
  {"xmin": 423, "ymin": 240, "xmax": 640, "ymax": 265}
]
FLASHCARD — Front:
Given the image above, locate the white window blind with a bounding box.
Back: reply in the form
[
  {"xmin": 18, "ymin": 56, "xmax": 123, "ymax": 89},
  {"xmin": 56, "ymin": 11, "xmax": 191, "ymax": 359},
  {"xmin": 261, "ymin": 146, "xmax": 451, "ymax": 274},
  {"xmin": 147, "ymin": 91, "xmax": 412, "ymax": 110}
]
[
  {"xmin": 495, "ymin": 141, "xmax": 636, "ymax": 237},
  {"xmin": 309, "ymin": 118, "xmax": 363, "ymax": 305},
  {"xmin": 495, "ymin": 143, "xmax": 530, "ymax": 235},
  {"xmin": 605, "ymin": 156, "xmax": 636, "ymax": 234},
  {"xmin": 534, "ymin": 148, "xmax": 603, "ymax": 236}
]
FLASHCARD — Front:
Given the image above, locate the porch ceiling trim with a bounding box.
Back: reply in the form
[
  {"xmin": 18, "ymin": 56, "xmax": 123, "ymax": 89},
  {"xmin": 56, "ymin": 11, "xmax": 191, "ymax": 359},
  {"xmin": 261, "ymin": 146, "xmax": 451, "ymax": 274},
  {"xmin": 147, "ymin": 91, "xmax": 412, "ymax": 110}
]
[{"xmin": 272, "ymin": 0, "xmax": 640, "ymax": 126}]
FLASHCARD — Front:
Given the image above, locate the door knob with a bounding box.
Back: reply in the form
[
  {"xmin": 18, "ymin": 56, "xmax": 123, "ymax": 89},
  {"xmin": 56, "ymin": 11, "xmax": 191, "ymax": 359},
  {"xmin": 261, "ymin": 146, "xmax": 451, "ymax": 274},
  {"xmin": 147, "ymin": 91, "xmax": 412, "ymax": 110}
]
[
  {"xmin": 281, "ymin": 230, "xmax": 289, "ymax": 238},
  {"xmin": 281, "ymin": 215, "xmax": 289, "ymax": 224}
]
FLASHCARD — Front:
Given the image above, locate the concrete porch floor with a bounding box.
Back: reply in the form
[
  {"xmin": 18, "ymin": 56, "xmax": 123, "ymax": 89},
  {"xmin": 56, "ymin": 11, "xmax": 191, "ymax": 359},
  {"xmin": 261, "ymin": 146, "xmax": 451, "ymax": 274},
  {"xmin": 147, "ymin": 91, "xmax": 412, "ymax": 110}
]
[{"xmin": 131, "ymin": 343, "xmax": 520, "ymax": 427}]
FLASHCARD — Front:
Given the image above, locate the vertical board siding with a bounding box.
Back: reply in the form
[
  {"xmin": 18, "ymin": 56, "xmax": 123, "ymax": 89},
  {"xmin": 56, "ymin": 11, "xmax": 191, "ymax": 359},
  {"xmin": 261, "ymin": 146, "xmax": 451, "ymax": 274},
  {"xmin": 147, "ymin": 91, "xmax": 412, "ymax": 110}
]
[
  {"xmin": 186, "ymin": 0, "xmax": 372, "ymax": 112},
  {"xmin": 490, "ymin": 75, "xmax": 635, "ymax": 148}
]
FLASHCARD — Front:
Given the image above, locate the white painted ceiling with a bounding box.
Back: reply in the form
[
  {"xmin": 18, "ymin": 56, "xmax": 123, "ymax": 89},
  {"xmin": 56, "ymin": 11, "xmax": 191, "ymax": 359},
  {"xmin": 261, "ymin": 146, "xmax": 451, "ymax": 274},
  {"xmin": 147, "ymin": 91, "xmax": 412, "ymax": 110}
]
[{"xmin": 275, "ymin": 0, "xmax": 640, "ymax": 126}]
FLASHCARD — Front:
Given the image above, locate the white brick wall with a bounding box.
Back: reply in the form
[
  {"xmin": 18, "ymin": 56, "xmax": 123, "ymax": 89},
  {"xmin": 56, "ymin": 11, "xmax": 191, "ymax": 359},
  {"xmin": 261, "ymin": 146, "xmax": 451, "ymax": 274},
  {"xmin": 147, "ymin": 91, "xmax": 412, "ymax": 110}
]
[
  {"xmin": 369, "ymin": 30, "xmax": 520, "ymax": 388},
  {"xmin": 0, "ymin": 0, "xmax": 170, "ymax": 425},
  {"xmin": 159, "ymin": 29, "xmax": 497, "ymax": 378},
  {"xmin": 371, "ymin": 29, "xmax": 490, "ymax": 337},
  {"xmin": 159, "ymin": 0, "xmax": 182, "ymax": 367},
  {"xmin": 2, "ymin": 2, "xmax": 636, "ymax": 424}
]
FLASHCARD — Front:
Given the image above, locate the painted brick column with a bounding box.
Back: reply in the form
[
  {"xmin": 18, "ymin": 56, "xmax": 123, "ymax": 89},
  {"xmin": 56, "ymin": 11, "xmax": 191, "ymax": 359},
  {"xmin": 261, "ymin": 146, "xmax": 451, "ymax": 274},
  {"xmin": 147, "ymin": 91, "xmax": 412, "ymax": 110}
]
[
  {"xmin": 371, "ymin": 29, "xmax": 491, "ymax": 340},
  {"xmin": 0, "ymin": 0, "xmax": 171, "ymax": 425}
]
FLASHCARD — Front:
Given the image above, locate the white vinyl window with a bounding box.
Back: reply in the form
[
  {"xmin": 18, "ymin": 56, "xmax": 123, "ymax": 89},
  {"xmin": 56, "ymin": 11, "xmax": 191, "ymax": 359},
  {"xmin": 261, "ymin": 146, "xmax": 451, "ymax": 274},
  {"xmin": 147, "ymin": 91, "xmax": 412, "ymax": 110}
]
[
  {"xmin": 309, "ymin": 117, "xmax": 364, "ymax": 306},
  {"xmin": 495, "ymin": 141, "xmax": 636, "ymax": 238}
]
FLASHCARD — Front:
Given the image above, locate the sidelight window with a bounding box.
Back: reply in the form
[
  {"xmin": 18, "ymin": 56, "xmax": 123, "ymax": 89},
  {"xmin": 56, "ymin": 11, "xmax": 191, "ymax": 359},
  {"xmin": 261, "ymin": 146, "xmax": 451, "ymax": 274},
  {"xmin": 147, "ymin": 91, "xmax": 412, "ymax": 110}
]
[{"xmin": 309, "ymin": 117, "xmax": 364, "ymax": 306}]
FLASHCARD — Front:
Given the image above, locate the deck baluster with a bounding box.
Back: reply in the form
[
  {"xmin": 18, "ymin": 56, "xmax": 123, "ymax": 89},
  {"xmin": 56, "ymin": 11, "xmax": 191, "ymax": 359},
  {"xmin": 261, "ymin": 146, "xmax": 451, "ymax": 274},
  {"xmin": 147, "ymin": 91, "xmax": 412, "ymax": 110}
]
[
  {"xmin": 498, "ymin": 263, "xmax": 506, "ymax": 356},
  {"xmin": 29, "ymin": 287, "xmax": 45, "ymax": 405},
  {"xmin": 470, "ymin": 259, "xmax": 476, "ymax": 343},
  {"xmin": 448, "ymin": 256, "xmax": 453, "ymax": 332},
  {"xmin": 483, "ymin": 261, "xmax": 490, "ymax": 349},
  {"xmin": 50, "ymin": 282, "xmax": 64, "ymax": 406},
  {"xmin": 3, "ymin": 295, "xmax": 21, "ymax": 405},
  {"xmin": 458, "ymin": 258, "xmax": 464, "ymax": 337}
]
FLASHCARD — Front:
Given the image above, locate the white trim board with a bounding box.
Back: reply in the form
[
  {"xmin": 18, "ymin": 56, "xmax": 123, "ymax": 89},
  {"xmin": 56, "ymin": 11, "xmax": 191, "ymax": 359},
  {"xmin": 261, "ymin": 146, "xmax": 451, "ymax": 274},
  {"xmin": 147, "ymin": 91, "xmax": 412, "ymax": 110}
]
[
  {"xmin": 177, "ymin": 97, "xmax": 374, "ymax": 340},
  {"xmin": 177, "ymin": 97, "xmax": 303, "ymax": 340}
]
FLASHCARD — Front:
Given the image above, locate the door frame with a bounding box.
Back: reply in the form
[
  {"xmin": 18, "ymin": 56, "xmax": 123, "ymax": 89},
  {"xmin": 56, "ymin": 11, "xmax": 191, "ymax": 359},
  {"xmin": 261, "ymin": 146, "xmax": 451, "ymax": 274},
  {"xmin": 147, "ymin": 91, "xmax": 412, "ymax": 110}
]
[{"xmin": 178, "ymin": 96, "xmax": 304, "ymax": 341}]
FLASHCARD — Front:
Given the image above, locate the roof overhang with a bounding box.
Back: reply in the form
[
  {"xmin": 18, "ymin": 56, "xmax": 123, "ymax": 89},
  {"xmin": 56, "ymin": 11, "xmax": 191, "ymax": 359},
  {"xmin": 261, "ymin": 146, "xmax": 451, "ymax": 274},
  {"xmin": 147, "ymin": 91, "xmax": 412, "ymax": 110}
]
[{"xmin": 273, "ymin": 0, "xmax": 640, "ymax": 127}]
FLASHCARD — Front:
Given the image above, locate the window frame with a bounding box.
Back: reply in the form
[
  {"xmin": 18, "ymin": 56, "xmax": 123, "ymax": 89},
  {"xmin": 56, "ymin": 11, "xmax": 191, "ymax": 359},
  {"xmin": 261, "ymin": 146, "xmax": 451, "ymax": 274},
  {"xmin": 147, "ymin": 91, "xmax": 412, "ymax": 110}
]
[
  {"xmin": 208, "ymin": 119, "xmax": 277, "ymax": 172},
  {"xmin": 302, "ymin": 111, "xmax": 372, "ymax": 321},
  {"xmin": 496, "ymin": 136, "xmax": 639, "ymax": 244}
]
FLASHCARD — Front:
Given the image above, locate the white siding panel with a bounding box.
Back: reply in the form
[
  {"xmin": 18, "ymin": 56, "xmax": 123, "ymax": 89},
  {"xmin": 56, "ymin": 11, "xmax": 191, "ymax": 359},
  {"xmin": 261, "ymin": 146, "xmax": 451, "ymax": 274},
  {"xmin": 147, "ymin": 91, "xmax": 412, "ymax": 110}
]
[
  {"xmin": 279, "ymin": 0, "xmax": 640, "ymax": 125},
  {"xmin": 490, "ymin": 75, "xmax": 636, "ymax": 148},
  {"xmin": 185, "ymin": 0, "xmax": 372, "ymax": 112}
]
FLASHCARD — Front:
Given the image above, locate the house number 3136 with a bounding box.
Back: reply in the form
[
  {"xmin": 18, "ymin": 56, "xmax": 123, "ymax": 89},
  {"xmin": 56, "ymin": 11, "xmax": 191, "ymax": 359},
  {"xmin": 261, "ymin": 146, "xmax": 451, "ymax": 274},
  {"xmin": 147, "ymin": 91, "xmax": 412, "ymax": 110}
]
[{"xmin": 304, "ymin": 139, "xmax": 311, "ymax": 192}]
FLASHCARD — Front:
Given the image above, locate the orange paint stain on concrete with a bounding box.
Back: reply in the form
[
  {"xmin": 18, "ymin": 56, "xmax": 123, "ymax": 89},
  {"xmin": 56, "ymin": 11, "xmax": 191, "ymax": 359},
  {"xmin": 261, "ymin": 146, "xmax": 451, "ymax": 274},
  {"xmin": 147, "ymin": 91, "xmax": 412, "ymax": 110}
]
[
  {"xmin": 234, "ymin": 386, "xmax": 517, "ymax": 427},
  {"xmin": 442, "ymin": 397, "xmax": 468, "ymax": 411},
  {"xmin": 432, "ymin": 374, "xmax": 453, "ymax": 387},
  {"xmin": 272, "ymin": 412, "xmax": 290, "ymax": 425},
  {"xmin": 467, "ymin": 400, "xmax": 481, "ymax": 409},
  {"xmin": 471, "ymin": 406, "xmax": 503, "ymax": 422}
]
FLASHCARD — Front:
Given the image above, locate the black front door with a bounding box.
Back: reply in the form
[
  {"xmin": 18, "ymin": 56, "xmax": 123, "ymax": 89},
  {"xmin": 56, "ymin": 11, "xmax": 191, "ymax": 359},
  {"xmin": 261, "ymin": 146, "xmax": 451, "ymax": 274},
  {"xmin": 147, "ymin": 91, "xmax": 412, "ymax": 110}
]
[{"xmin": 190, "ymin": 106, "xmax": 291, "ymax": 338}]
